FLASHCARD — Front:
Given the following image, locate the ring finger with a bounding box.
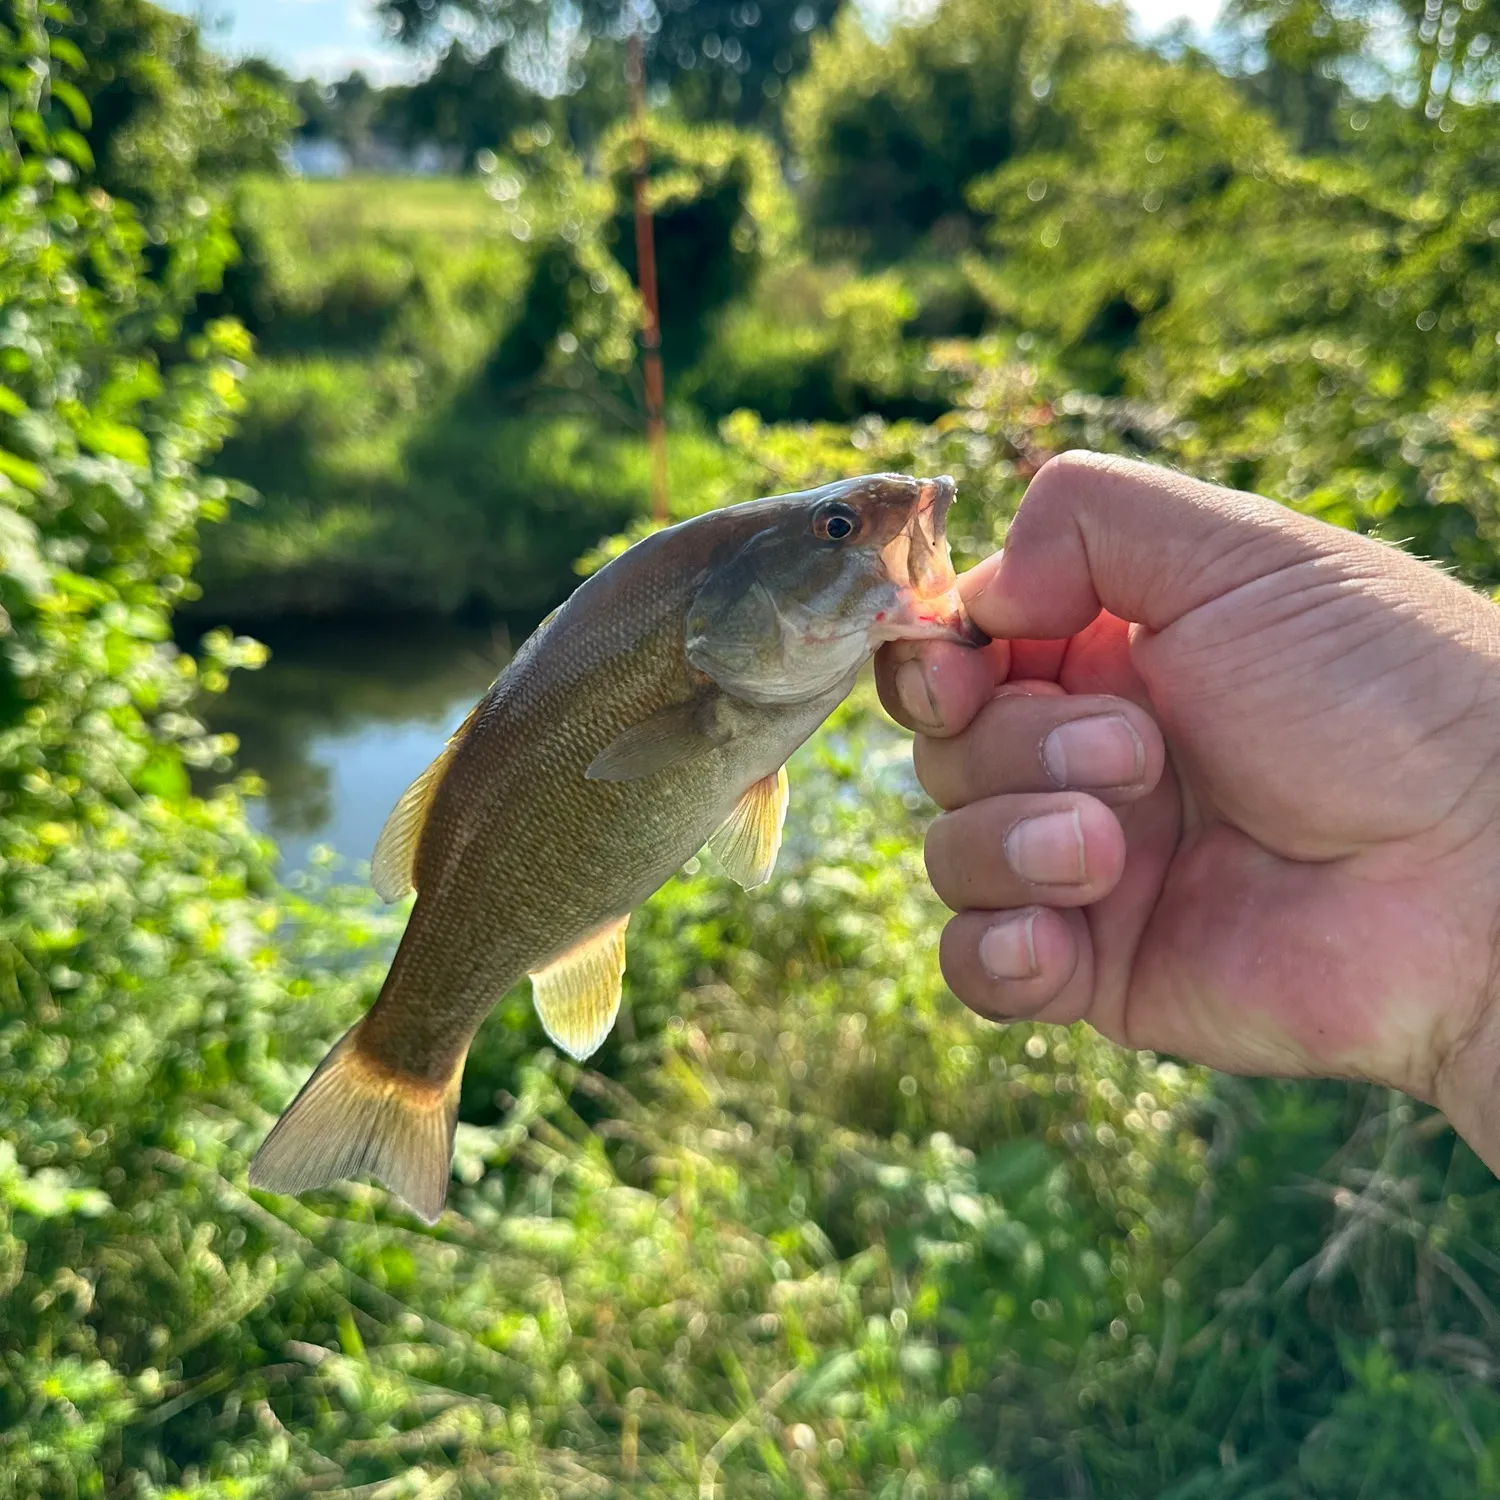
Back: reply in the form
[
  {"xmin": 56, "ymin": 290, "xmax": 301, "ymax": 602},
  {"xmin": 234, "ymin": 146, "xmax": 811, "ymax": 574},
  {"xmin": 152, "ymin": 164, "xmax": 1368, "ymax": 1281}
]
[{"xmin": 925, "ymin": 791, "xmax": 1127, "ymax": 911}]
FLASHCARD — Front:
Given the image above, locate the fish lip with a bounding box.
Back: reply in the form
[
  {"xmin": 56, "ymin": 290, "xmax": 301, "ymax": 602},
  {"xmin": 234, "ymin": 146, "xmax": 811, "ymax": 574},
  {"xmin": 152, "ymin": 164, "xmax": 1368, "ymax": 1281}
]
[
  {"xmin": 954, "ymin": 608, "xmax": 990, "ymax": 647},
  {"xmin": 896, "ymin": 476, "xmax": 989, "ymax": 647},
  {"xmin": 902, "ymin": 474, "xmax": 960, "ymax": 594}
]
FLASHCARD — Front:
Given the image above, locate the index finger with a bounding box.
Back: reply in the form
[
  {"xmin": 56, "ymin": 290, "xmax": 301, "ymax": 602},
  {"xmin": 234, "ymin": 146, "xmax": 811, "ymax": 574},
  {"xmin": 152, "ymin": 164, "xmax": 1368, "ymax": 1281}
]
[{"xmin": 874, "ymin": 635, "xmax": 1009, "ymax": 737}]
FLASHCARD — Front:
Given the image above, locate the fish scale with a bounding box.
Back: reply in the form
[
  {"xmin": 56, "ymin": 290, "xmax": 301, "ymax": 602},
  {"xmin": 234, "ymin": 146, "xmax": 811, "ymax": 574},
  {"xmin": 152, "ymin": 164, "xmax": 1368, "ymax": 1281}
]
[{"xmin": 249, "ymin": 473, "xmax": 983, "ymax": 1222}]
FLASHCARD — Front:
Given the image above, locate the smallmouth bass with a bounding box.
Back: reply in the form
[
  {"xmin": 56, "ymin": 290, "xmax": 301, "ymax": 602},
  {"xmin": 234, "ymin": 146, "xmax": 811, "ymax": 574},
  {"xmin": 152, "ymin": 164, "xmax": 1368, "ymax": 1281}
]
[{"xmin": 250, "ymin": 473, "xmax": 984, "ymax": 1221}]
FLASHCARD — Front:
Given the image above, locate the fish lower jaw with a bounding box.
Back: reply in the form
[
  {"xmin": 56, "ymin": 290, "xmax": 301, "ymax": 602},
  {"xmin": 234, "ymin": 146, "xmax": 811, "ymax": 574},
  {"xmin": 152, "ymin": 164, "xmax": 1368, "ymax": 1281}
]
[{"xmin": 868, "ymin": 590, "xmax": 987, "ymax": 648}]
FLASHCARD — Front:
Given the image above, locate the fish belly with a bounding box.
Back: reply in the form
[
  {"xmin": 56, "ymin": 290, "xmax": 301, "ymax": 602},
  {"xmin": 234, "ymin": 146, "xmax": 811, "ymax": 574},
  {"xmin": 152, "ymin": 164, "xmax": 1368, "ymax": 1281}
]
[{"xmin": 360, "ymin": 685, "xmax": 843, "ymax": 1077}]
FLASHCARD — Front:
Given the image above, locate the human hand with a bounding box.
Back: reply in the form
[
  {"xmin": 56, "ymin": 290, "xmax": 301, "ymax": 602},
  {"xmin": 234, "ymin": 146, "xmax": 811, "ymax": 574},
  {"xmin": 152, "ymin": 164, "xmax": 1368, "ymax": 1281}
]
[{"xmin": 876, "ymin": 452, "xmax": 1500, "ymax": 1169}]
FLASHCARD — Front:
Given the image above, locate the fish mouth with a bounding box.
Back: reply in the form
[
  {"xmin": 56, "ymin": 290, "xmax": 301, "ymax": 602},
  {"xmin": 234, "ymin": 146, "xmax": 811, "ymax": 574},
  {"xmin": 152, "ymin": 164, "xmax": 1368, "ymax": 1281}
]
[
  {"xmin": 914, "ymin": 475, "xmax": 955, "ymax": 548},
  {"xmin": 873, "ymin": 475, "xmax": 989, "ymax": 647}
]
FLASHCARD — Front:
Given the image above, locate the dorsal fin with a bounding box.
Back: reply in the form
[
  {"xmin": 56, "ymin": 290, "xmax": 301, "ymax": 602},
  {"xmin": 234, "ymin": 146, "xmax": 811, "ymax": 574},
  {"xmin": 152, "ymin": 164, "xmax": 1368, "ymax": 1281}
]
[
  {"xmin": 370, "ymin": 700, "xmax": 483, "ymax": 903},
  {"xmin": 705, "ymin": 766, "xmax": 789, "ymax": 890},
  {"xmin": 529, "ymin": 916, "xmax": 629, "ymax": 1061}
]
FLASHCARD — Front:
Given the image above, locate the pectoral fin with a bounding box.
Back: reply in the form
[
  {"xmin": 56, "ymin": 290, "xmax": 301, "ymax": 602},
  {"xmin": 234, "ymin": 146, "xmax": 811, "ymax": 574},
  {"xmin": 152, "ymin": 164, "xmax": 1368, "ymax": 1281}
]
[
  {"xmin": 370, "ymin": 701, "xmax": 482, "ymax": 903},
  {"xmin": 530, "ymin": 917, "xmax": 629, "ymax": 1061},
  {"xmin": 706, "ymin": 766, "xmax": 789, "ymax": 889},
  {"xmin": 586, "ymin": 696, "xmax": 727, "ymax": 782}
]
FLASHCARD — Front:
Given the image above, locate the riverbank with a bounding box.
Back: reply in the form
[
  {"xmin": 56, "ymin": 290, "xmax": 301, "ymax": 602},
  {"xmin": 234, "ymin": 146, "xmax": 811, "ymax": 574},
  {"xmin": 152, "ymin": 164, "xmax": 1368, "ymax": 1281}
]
[
  {"xmin": 184, "ymin": 176, "xmax": 674, "ymax": 624},
  {"xmin": 186, "ymin": 167, "xmax": 964, "ymax": 627}
]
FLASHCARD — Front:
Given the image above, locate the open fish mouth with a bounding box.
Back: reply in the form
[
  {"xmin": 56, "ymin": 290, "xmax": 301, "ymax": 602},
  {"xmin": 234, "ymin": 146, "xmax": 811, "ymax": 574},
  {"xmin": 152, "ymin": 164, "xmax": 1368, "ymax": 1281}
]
[
  {"xmin": 874, "ymin": 475, "xmax": 988, "ymax": 647},
  {"xmin": 909, "ymin": 475, "xmax": 956, "ymax": 594}
]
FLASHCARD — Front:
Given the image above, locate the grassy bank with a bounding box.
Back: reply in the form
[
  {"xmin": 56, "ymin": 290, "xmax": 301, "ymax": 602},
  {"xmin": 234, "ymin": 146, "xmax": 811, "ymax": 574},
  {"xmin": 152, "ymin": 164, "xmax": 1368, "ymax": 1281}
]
[
  {"xmin": 192, "ymin": 176, "xmax": 753, "ymax": 623},
  {"xmin": 189, "ymin": 169, "xmax": 978, "ymax": 626}
]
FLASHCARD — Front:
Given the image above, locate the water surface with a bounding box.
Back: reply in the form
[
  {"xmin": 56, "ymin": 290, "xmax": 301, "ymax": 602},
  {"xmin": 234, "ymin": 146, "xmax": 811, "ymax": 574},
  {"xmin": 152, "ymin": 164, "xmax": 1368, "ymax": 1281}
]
[{"xmin": 204, "ymin": 618, "xmax": 513, "ymax": 873}]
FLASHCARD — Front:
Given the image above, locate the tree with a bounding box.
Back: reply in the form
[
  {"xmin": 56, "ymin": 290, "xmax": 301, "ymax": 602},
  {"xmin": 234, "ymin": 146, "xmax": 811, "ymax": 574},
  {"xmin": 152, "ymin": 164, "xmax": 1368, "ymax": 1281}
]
[
  {"xmin": 785, "ymin": 0, "xmax": 1126, "ymax": 259},
  {"xmin": 965, "ymin": 24, "xmax": 1500, "ymax": 580},
  {"xmin": 598, "ymin": 114, "xmax": 791, "ymax": 370},
  {"xmin": 376, "ymin": 0, "xmax": 842, "ymax": 129},
  {"xmin": 45, "ymin": 0, "xmax": 295, "ymax": 208},
  {"xmin": 378, "ymin": 41, "xmax": 557, "ymax": 166},
  {"xmin": 1222, "ymin": 0, "xmax": 1500, "ymax": 153}
]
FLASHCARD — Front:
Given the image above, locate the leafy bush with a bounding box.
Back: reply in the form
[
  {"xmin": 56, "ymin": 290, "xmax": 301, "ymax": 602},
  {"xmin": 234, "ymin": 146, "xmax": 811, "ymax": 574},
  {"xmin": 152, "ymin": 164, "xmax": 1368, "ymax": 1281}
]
[
  {"xmin": 965, "ymin": 45, "xmax": 1500, "ymax": 584},
  {"xmin": 683, "ymin": 264, "xmax": 957, "ymax": 423},
  {"xmin": 195, "ymin": 169, "xmax": 658, "ymax": 620},
  {"xmin": 51, "ymin": 0, "xmax": 294, "ymax": 211},
  {"xmin": 600, "ymin": 114, "xmax": 794, "ymax": 372},
  {"xmin": 786, "ymin": 0, "xmax": 1126, "ymax": 259},
  {"xmin": 0, "ymin": 8, "xmax": 390, "ymax": 1491},
  {"xmin": 198, "ymin": 125, "xmax": 797, "ymax": 622}
]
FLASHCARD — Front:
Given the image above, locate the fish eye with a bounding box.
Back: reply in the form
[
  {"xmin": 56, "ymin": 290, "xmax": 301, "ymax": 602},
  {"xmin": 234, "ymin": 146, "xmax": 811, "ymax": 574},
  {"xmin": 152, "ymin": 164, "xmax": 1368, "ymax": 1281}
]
[{"xmin": 813, "ymin": 502, "xmax": 860, "ymax": 543}]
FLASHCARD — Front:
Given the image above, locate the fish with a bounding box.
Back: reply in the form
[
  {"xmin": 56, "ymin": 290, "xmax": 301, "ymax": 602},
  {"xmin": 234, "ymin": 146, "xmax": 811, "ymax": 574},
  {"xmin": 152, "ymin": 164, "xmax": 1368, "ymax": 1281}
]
[{"xmin": 249, "ymin": 472, "xmax": 985, "ymax": 1223}]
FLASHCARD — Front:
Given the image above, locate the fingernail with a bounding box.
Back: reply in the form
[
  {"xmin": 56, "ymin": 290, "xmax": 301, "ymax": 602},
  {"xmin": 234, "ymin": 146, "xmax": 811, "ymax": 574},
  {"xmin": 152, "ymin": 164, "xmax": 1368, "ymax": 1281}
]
[
  {"xmin": 1042, "ymin": 715, "xmax": 1144, "ymax": 788},
  {"xmin": 979, "ymin": 910, "xmax": 1039, "ymax": 980},
  {"xmin": 1005, "ymin": 809, "xmax": 1087, "ymax": 885},
  {"xmin": 896, "ymin": 659, "xmax": 940, "ymax": 730}
]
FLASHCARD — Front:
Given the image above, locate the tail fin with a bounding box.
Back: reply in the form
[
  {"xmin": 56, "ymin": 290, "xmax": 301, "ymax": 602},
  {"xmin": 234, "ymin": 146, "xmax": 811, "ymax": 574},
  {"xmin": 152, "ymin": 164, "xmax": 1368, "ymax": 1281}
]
[{"xmin": 249, "ymin": 1023, "xmax": 462, "ymax": 1224}]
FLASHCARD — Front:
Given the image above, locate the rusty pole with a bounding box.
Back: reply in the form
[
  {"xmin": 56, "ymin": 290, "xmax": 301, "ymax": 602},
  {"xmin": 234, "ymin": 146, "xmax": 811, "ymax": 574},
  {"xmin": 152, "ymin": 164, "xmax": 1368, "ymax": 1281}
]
[{"xmin": 627, "ymin": 29, "xmax": 669, "ymax": 525}]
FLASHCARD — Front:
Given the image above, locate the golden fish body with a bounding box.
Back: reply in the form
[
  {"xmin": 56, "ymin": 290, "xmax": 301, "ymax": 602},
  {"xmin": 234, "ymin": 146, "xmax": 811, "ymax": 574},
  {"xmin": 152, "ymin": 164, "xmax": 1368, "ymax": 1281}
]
[{"xmin": 250, "ymin": 474, "xmax": 981, "ymax": 1222}]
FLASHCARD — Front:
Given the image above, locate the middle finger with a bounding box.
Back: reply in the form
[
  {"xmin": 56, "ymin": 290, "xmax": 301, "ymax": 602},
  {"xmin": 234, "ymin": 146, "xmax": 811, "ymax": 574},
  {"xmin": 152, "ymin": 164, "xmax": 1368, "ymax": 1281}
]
[
  {"xmin": 925, "ymin": 791, "xmax": 1128, "ymax": 911},
  {"xmin": 915, "ymin": 690, "xmax": 1165, "ymax": 811}
]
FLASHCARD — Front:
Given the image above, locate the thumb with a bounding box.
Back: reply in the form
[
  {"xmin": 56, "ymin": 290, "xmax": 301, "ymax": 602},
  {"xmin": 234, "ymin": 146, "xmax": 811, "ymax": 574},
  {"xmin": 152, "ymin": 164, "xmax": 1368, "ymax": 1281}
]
[{"xmin": 963, "ymin": 451, "xmax": 1335, "ymax": 641}]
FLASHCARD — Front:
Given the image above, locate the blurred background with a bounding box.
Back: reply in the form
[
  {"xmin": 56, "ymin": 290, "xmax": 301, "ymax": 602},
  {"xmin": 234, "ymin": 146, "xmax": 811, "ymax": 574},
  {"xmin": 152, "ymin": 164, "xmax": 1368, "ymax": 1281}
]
[{"xmin": 4, "ymin": 0, "xmax": 1500, "ymax": 1493}]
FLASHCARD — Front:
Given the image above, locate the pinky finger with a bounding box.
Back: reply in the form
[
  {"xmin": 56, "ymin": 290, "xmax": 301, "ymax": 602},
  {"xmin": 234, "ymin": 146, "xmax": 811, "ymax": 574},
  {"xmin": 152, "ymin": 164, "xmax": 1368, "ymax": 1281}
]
[{"xmin": 938, "ymin": 906, "xmax": 1096, "ymax": 1026}]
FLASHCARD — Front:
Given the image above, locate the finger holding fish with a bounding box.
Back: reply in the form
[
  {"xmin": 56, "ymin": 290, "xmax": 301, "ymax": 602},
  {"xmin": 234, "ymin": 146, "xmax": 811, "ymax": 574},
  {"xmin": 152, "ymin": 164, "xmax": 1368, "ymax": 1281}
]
[{"xmin": 874, "ymin": 637, "xmax": 1005, "ymax": 738}]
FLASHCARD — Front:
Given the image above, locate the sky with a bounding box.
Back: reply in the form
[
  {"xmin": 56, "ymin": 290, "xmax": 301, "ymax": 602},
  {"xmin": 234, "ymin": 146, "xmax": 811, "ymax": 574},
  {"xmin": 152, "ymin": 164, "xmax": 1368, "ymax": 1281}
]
[{"xmin": 166, "ymin": 0, "xmax": 1228, "ymax": 84}]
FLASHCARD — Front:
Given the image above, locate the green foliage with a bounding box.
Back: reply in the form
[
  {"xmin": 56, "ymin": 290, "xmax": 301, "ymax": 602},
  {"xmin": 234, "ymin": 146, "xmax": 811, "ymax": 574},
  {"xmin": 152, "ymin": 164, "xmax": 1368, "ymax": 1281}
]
[
  {"xmin": 371, "ymin": 44, "xmax": 558, "ymax": 169},
  {"xmin": 198, "ymin": 123, "xmax": 793, "ymax": 620},
  {"xmin": 195, "ymin": 171, "xmax": 671, "ymax": 620},
  {"xmin": 0, "ymin": 7, "xmax": 390, "ymax": 1492},
  {"xmin": 48, "ymin": 0, "xmax": 295, "ymax": 211},
  {"xmin": 786, "ymin": 0, "xmax": 1127, "ymax": 259},
  {"xmin": 376, "ymin": 0, "xmax": 842, "ymax": 130},
  {"xmin": 601, "ymin": 114, "xmax": 794, "ymax": 371},
  {"xmin": 683, "ymin": 262, "xmax": 959, "ymax": 422},
  {"xmin": 965, "ymin": 42, "xmax": 1500, "ymax": 583},
  {"xmin": 12, "ymin": 0, "xmax": 1500, "ymax": 1494}
]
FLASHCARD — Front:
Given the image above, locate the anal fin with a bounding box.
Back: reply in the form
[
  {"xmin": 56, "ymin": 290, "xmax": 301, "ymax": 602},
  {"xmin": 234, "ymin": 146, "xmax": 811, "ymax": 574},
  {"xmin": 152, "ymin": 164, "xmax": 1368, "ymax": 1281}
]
[
  {"xmin": 371, "ymin": 699, "xmax": 482, "ymax": 903},
  {"xmin": 530, "ymin": 917, "xmax": 629, "ymax": 1061},
  {"xmin": 706, "ymin": 765, "xmax": 789, "ymax": 890}
]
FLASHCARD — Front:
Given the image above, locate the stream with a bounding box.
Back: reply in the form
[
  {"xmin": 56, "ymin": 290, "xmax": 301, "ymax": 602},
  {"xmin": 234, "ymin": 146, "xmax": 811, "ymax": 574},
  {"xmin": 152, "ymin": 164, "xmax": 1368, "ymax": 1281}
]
[{"xmin": 202, "ymin": 617, "xmax": 515, "ymax": 874}]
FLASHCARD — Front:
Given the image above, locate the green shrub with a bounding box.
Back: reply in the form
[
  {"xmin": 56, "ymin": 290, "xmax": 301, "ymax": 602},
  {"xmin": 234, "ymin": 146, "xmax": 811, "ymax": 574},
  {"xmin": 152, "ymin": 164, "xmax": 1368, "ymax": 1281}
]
[
  {"xmin": 786, "ymin": 0, "xmax": 1126, "ymax": 259},
  {"xmin": 0, "ymin": 9, "xmax": 392, "ymax": 1492},
  {"xmin": 50, "ymin": 0, "xmax": 294, "ymax": 214},
  {"xmin": 222, "ymin": 176, "xmax": 536, "ymax": 371},
  {"xmin": 600, "ymin": 114, "xmax": 794, "ymax": 372},
  {"xmin": 194, "ymin": 166, "xmax": 652, "ymax": 620},
  {"xmin": 682, "ymin": 263, "xmax": 958, "ymax": 424},
  {"xmin": 964, "ymin": 45, "xmax": 1500, "ymax": 584}
]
